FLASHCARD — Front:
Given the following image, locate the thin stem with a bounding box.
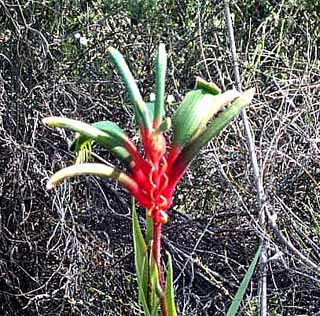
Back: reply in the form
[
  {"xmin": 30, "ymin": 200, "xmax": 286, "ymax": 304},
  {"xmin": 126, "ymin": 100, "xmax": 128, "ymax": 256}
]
[
  {"xmin": 153, "ymin": 221, "xmax": 168, "ymax": 316},
  {"xmin": 223, "ymin": 2, "xmax": 268, "ymax": 316}
]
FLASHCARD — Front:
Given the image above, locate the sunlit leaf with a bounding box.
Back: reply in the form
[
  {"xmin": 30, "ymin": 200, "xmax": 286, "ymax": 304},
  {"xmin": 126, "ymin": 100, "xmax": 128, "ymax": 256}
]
[
  {"xmin": 43, "ymin": 117, "xmax": 131, "ymax": 162},
  {"xmin": 172, "ymin": 83, "xmax": 240, "ymax": 148},
  {"xmin": 175, "ymin": 88, "xmax": 255, "ymax": 166}
]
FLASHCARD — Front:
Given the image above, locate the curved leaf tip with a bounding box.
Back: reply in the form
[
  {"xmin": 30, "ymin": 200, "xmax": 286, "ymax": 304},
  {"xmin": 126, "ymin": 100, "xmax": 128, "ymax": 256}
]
[
  {"xmin": 46, "ymin": 182, "xmax": 54, "ymax": 190},
  {"xmin": 42, "ymin": 116, "xmax": 58, "ymax": 126}
]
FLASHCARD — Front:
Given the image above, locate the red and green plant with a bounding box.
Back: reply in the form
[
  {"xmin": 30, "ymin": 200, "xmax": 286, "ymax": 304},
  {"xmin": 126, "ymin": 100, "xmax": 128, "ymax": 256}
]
[{"xmin": 43, "ymin": 44, "xmax": 254, "ymax": 316}]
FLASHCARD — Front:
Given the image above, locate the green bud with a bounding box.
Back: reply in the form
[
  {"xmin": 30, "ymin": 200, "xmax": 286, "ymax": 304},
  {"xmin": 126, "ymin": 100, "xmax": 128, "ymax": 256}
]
[
  {"xmin": 178, "ymin": 88, "xmax": 255, "ymax": 165},
  {"xmin": 172, "ymin": 83, "xmax": 240, "ymax": 148},
  {"xmin": 154, "ymin": 43, "xmax": 167, "ymax": 127},
  {"xmin": 108, "ymin": 47, "xmax": 152, "ymax": 131},
  {"xmin": 195, "ymin": 77, "xmax": 221, "ymax": 95},
  {"xmin": 43, "ymin": 117, "xmax": 131, "ymax": 162}
]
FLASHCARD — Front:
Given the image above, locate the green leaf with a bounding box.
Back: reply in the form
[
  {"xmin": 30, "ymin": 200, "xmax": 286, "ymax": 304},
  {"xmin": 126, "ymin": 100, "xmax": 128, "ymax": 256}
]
[
  {"xmin": 151, "ymin": 303, "xmax": 159, "ymax": 316},
  {"xmin": 108, "ymin": 47, "xmax": 152, "ymax": 131},
  {"xmin": 227, "ymin": 245, "xmax": 262, "ymax": 316},
  {"xmin": 154, "ymin": 43, "xmax": 167, "ymax": 127},
  {"xmin": 146, "ymin": 210, "xmax": 153, "ymax": 244},
  {"xmin": 138, "ymin": 255, "xmax": 152, "ymax": 316},
  {"xmin": 165, "ymin": 252, "xmax": 177, "ymax": 316},
  {"xmin": 148, "ymin": 243, "xmax": 160, "ymax": 316},
  {"xmin": 110, "ymin": 146, "xmax": 132, "ymax": 163},
  {"xmin": 172, "ymin": 84, "xmax": 240, "ymax": 148},
  {"xmin": 177, "ymin": 88, "xmax": 255, "ymax": 166},
  {"xmin": 92, "ymin": 120, "xmax": 131, "ymax": 141},
  {"xmin": 43, "ymin": 117, "xmax": 131, "ymax": 162},
  {"xmin": 132, "ymin": 198, "xmax": 148, "ymax": 286},
  {"xmin": 71, "ymin": 120, "xmax": 131, "ymax": 162},
  {"xmin": 132, "ymin": 199, "xmax": 151, "ymax": 315}
]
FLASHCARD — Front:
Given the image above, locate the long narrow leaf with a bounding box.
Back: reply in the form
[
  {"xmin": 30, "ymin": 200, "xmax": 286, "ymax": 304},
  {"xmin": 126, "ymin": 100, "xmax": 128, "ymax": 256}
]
[
  {"xmin": 138, "ymin": 256, "xmax": 151, "ymax": 316},
  {"xmin": 227, "ymin": 245, "xmax": 262, "ymax": 316},
  {"xmin": 146, "ymin": 210, "xmax": 153, "ymax": 244},
  {"xmin": 172, "ymin": 88, "xmax": 240, "ymax": 148},
  {"xmin": 132, "ymin": 199, "xmax": 151, "ymax": 315},
  {"xmin": 132, "ymin": 198, "xmax": 148, "ymax": 283},
  {"xmin": 165, "ymin": 252, "xmax": 177, "ymax": 316},
  {"xmin": 148, "ymin": 243, "xmax": 160, "ymax": 316}
]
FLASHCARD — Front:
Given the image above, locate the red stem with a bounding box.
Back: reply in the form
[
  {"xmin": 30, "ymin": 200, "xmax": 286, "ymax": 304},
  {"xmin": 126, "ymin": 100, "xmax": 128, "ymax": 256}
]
[{"xmin": 153, "ymin": 221, "xmax": 168, "ymax": 316}]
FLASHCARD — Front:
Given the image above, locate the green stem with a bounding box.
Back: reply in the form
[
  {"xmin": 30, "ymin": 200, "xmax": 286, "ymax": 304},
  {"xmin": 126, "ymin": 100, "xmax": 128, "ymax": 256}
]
[{"xmin": 153, "ymin": 221, "xmax": 168, "ymax": 316}]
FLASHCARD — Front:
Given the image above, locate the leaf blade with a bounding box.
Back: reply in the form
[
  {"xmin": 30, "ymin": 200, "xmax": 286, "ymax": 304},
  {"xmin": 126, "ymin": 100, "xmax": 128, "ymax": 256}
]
[
  {"xmin": 172, "ymin": 84, "xmax": 240, "ymax": 148},
  {"xmin": 175, "ymin": 88, "xmax": 255, "ymax": 167},
  {"xmin": 227, "ymin": 245, "xmax": 262, "ymax": 316},
  {"xmin": 165, "ymin": 252, "xmax": 177, "ymax": 316},
  {"xmin": 132, "ymin": 199, "xmax": 152, "ymax": 316}
]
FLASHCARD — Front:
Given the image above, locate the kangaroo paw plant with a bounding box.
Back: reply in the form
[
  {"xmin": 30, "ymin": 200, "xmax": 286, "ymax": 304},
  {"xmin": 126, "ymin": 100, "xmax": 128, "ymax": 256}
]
[{"xmin": 43, "ymin": 44, "xmax": 254, "ymax": 316}]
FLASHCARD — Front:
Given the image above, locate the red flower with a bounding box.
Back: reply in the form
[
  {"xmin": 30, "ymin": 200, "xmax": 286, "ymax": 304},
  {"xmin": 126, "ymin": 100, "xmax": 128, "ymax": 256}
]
[{"xmin": 43, "ymin": 45, "xmax": 254, "ymax": 225}]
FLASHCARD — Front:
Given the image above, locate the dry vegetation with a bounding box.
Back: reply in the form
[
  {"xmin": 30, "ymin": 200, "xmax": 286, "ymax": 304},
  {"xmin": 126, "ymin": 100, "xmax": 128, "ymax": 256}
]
[{"xmin": 0, "ymin": 0, "xmax": 319, "ymax": 315}]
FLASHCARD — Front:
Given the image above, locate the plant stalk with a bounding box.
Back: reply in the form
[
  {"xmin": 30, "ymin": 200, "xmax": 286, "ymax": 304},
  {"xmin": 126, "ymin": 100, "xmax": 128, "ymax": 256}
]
[
  {"xmin": 223, "ymin": 2, "xmax": 268, "ymax": 316},
  {"xmin": 153, "ymin": 221, "xmax": 168, "ymax": 316}
]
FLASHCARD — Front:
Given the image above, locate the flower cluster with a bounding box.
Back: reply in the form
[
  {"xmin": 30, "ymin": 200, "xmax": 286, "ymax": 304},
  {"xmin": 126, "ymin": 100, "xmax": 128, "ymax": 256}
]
[{"xmin": 43, "ymin": 44, "xmax": 254, "ymax": 225}]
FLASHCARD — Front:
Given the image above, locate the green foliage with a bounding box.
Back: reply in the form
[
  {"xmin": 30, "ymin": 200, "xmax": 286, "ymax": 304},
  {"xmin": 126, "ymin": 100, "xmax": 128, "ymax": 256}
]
[
  {"xmin": 132, "ymin": 201, "xmax": 163, "ymax": 316},
  {"xmin": 227, "ymin": 245, "xmax": 262, "ymax": 316},
  {"xmin": 127, "ymin": 0, "xmax": 160, "ymax": 21},
  {"xmin": 71, "ymin": 120, "xmax": 132, "ymax": 163},
  {"xmin": 172, "ymin": 83, "xmax": 240, "ymax": 148},
  {"xmin": 165, "ymin": 252, "xmax": 177, "ymax": 316},
  {"xmin": 132, "ymin": 200, "xmax": 151, "ymax": 315},
  {"xmin": 175, "ymin": 88, "xmax": 254, "ymax": 165},
  {"xmin": 44, "ymin": 117, "xmax": 131, "ymax": 162}
]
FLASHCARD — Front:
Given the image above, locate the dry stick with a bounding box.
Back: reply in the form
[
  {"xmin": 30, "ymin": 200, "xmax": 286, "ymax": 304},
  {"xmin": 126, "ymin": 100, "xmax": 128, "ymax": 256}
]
[
  {"xmin": 265, "ymin": 208, "xmax": 320, "ymax": 274},
  {"xmin": 223, "ymin": 2, "xmax": 268, "ymax": 316}
]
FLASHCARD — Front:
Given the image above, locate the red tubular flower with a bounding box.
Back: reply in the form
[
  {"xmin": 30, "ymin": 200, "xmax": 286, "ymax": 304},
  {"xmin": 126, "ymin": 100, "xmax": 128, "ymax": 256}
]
[
  {"xmin": 43, "ymin": 45, "xmax": 254, "ymax": 316},
  {"xmin": 43, "ymin": 45, "xmax": 254, "ymax": 227}
]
